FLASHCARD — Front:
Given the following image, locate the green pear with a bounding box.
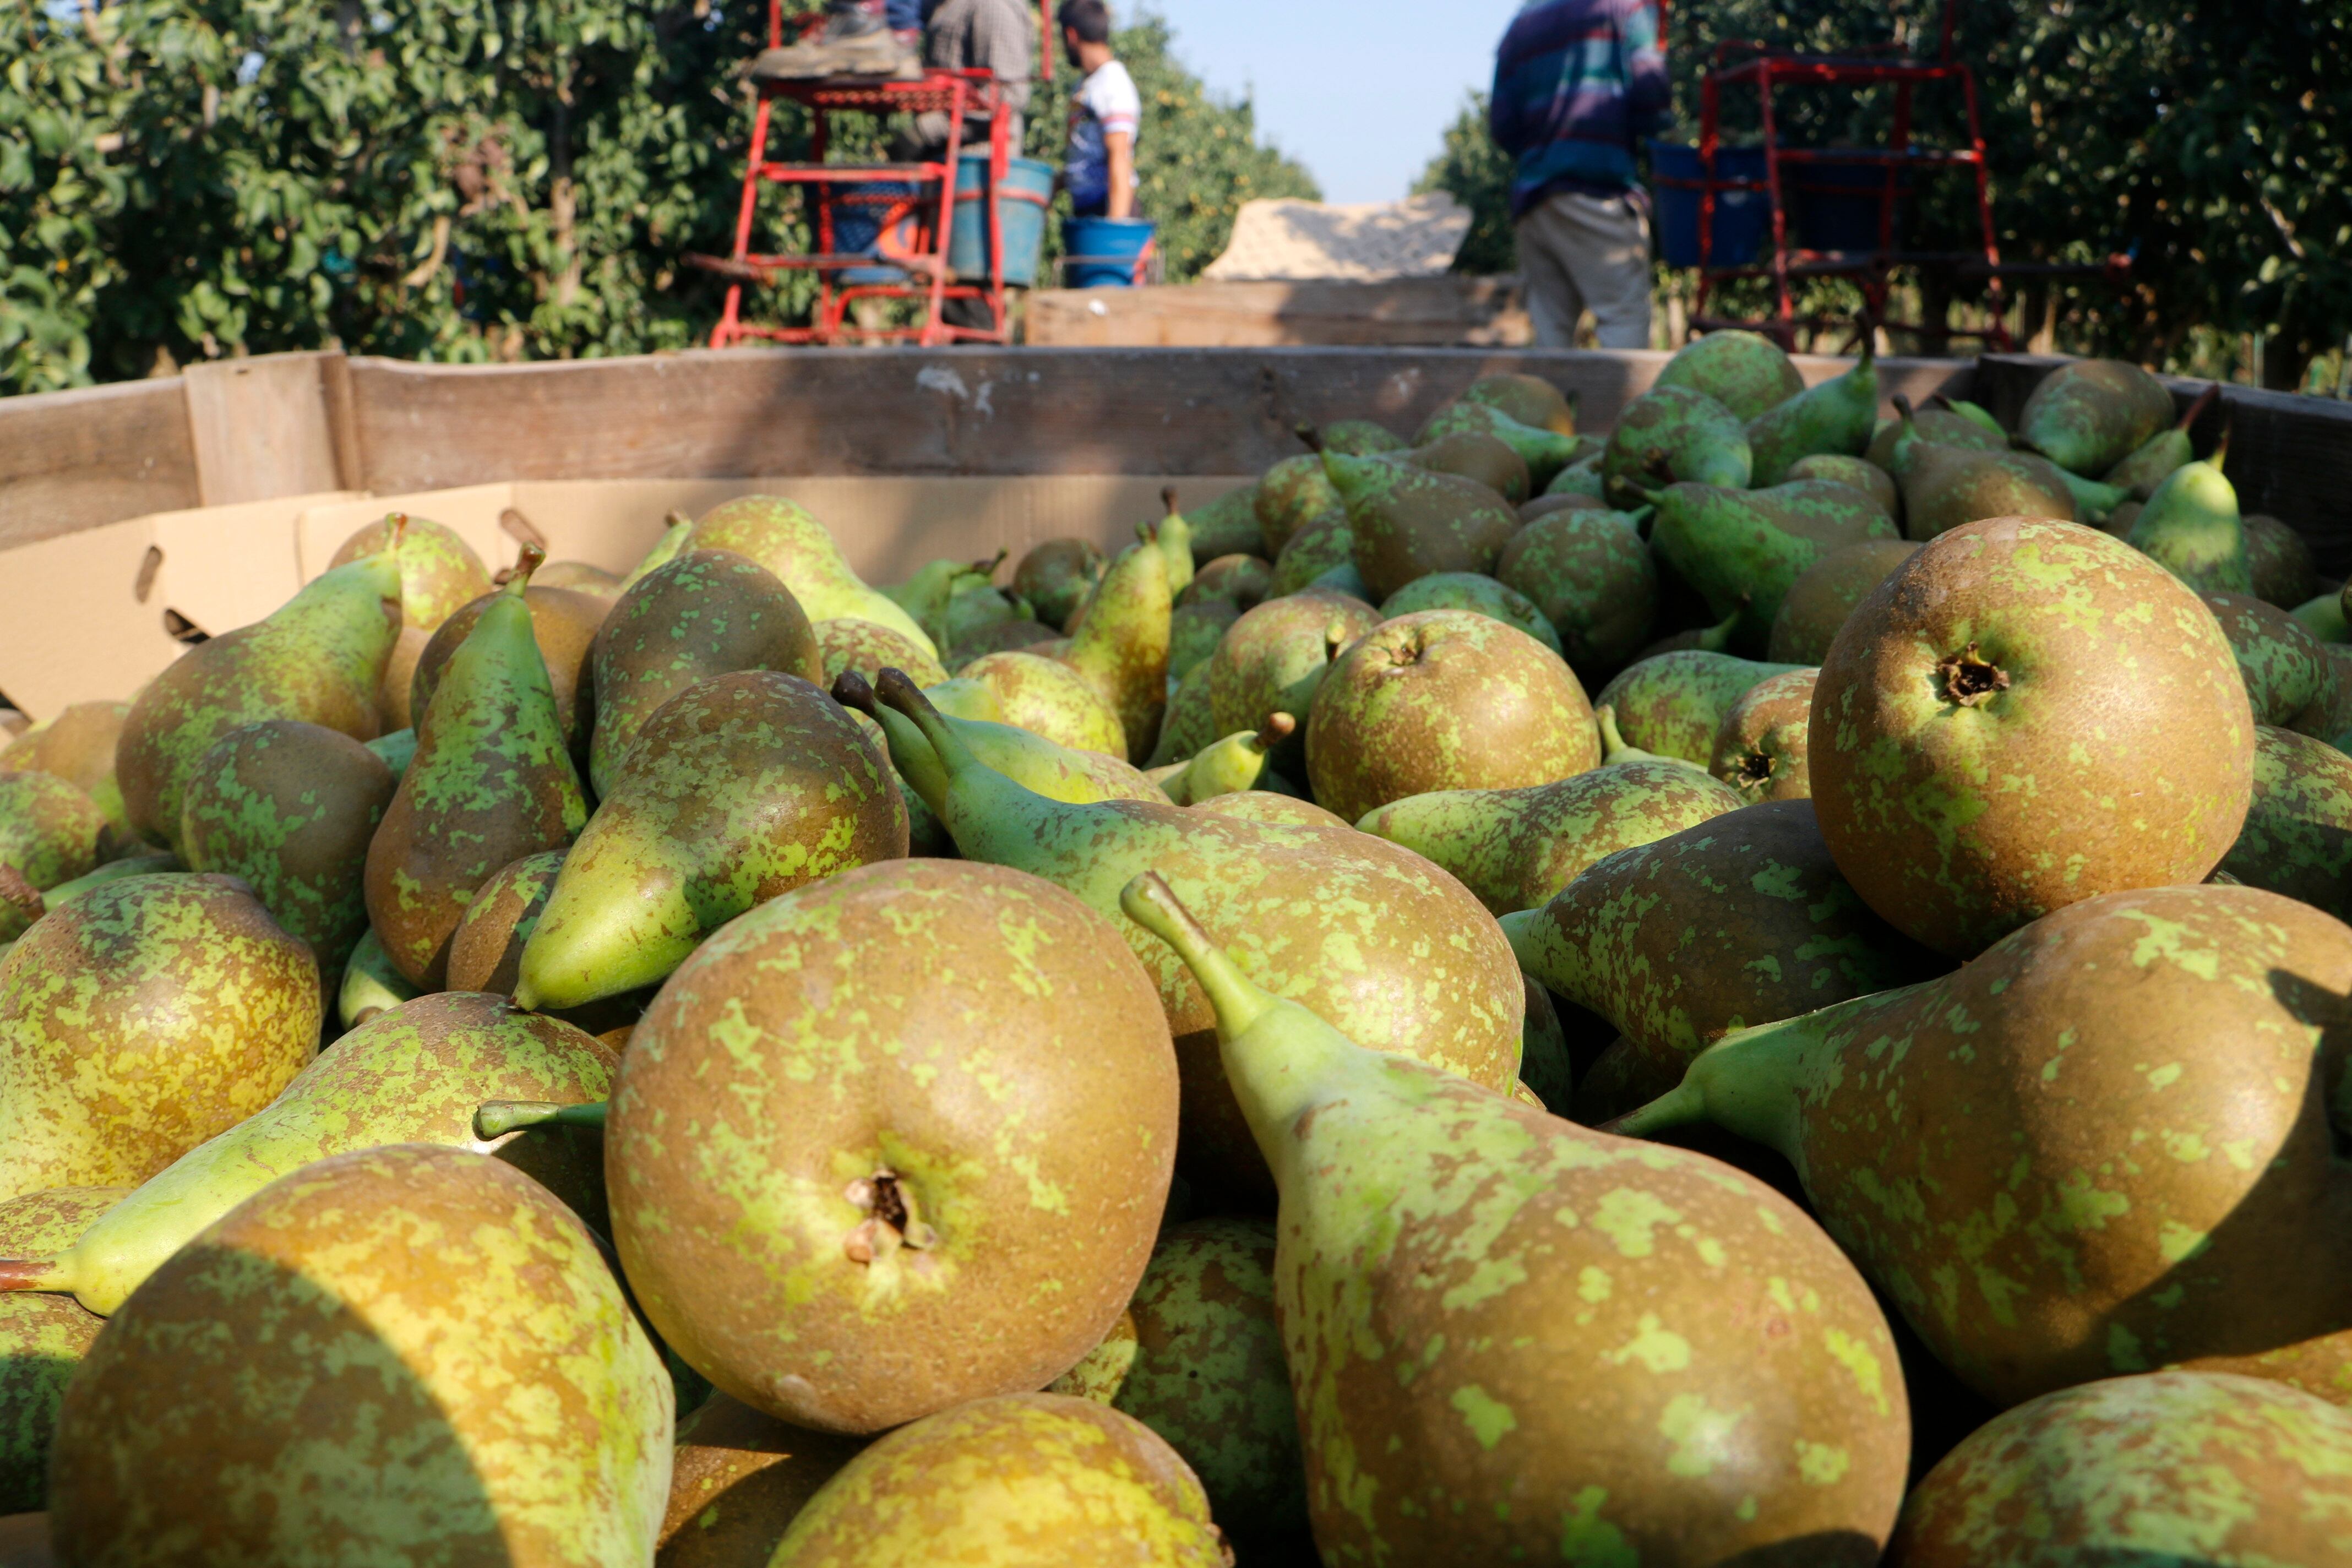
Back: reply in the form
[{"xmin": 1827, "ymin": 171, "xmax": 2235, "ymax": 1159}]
[
  {"xmin": 1709, "ymin": 666, "xmax": 1819, "ymax": 803},
  {"xmin": 1356, "ymin": 756, "xmax": 1742, "ymax": 915},
  {"xmin": 1309, "ymin": 417, "xmax": 1408, "ymax": 455},
  {"xmin": 1143, "ymin": 489, "xmax": 1197, "ymax": 596},
  {"xmin": 116, "ymin": 546, "xmax": 402, "ymax": 853},
  {"xmin": 0, "ymin": 773, "xmax": 107, "ymax": 940},
  {"xmin": 1592, "ymin": 650, "xmax": 1807, "ymax": 765},
  {"xmin": 1787, "ymin": 452, "xmax": 1899, "ymax": 516},
  {"xmin": 1865, "ymin": 404, "xmax": 2004, "ymax": 473},
  {"xmin": 1324, "ymin": 451, "xmax": 1518, "ymax": 599},
  {"xmin": 2296, "ymin": 591, "xmax": 2350, "ymax": 644},
  {"xmin": 1267, "ymin": 507, "xmax": 1355, "ymax": 595},
  {"xmin": 1744, "ymin": 337, "xmax": 1879, "ymax": 487},
  {"xmin": 954, "ymin": 650, "xmax": 1128, "ymax": 754},
  {"xmin": 176, "ymin": 719, "xmax": 396, "ymax": 973},
  {"xmin": 876, "ymin": 673, "xmax": 1523, "ymax": 1210},
  {"xmin": 0, "ymin": 1185, "xmax": 123, "ymax": 1511},
  {"xmin": 1171, "ymin": 483, "xmax": 1265, "ymax": 560},
  {"xmin": 1011, "ymin": 537, "xmax": 1108, "ymax": 630},
  {"xmin": 1496, "ymin": 507, "xmax": 1657, "ymax": 668},
  {"xmin": 1120, "ymin": 872, "xmax": 1910, "ymax": 1567},
  {"xmin": 1648, "ymin": 477, "xmax": 1899, "ymax": 646},
  {"xmin": 1767, "ymin": 538, "xmax": 1919, "ymax": 663},
  {"xmin": 1207, "ymin": 588, "xmax": 1379, "ymax": 771},
  {"xmin": 1460, "ymin": 371, "xmax": 1578, "ymax": 435},
  {"xmin": 1154, "ymin": 715, "xmax": 1293, "ymax": 805},
  {"xmin": 0, "ymin": 873, "xmax": 317, "ymax": 1201},
  {"xmin": 364, "ymin": 551, "xmax": 589, "ymax": 988},
  {"xmin": 1414, "ymin": 399, "xmax": 1581, "ymax": 488},
  {"xmin": 588, "ymin": 548, "xmax": 824, "ymax": 796},
  {"xmin": 410, "ymin": 568, "xmax": 607, "ymax": 765},
  {"xmin": 1603, "ymin": 384, "xmax": 1752, "ymax": 507},
  {"xmin": 1058, "ymin": 540, "xmax": 1172, "ymax": 763},
  {"xmin": 2052, "ymin": 464, "xmax": 2133, "ymax": 524},
  {"xmin": 34, "ymin": 850, "xmax": 182, "ymax": 916},
  {"xmin": 1255, "ymin": 453, "xmax": 1344, "ymax": 558},
  {"xmin": 2201, "ymin": 590, "xmax": 2340, "ymax": 727},
  {"xmin": 2017, "ymin": 356, "xmax": 2177, "ymax": 474},
  {"xmin": 621, "ymin": 510, "xmax": 698, "ymax": 592},
  {"xmin": 0, "ymin": 990, "xmax": 615, "ymax": 1315},
  {"xmin": 1166, "ymin": 596, "xmax": 1237, "ymax": 684},
  {"xmin": 2215, "ymin": 726, "xmax": 2352, "ymax": 919},
  {"xmin": 1594, "ymin": 704, "xmax": 1708, "ymax": 770},
  {"xmin": 1547, "ymin": 458, "xmax": 1608, "ymax": 500},
  {"xmin": 837, "ymin": 671, "xmax": 1166, "ymax": 813},
  {"xmin": 1896, "ymin": 438, "xmax": 2077, "ymax": 542},
  {"xmin": 365, "ymin": 725, "xmax": 417, "ymax": 780},
  {"xmin": 2127, "ymin": 431, "xmax": 2250, "ymax": 592},
  {"xmin": 329, "ymin": 513, "xmax": 494, "ymax": 729},
  {"xmin": 1395, "ymin": 428, "xmax": 1530, "ymax": 503},
  {"xmin": 1615, "ymin": 882, "xmax": 2352, "ymax": 1407},
  {"xmin": 1379, "ymin": 570, "xmax": 1560, "ymax": 652},
  {"xmin": 881, "ymin": 549, "xmax": 999, "ymax": 626},
  {"xmin": 814, "ymin": 615, "xmax": 949, "ymax": 690},
  {"xmin": 1655, "ymin": 328, "xmax": 1804, "ymax": 420},
  {"xmin": 1147, "ymin": 659, "xmax": 1218, "ymax": 769},
  {"xmin": 47, "ymin": 1145, "xmax": 672, "ymax": 1564},
  {"xmin": 688, "ymin": 494, "xmax": 936, "ymax": 655},
  {"xmin": 516, "ymin": 672, "xmax": 906, "ymax": 1011},
  {"xmin": 2247, "ymin": 513, "xmax": 2318, "ymax": 609},
  {"xmin": 338, "ymin": 925, "xmax": 418, "ymax": 1030},
  {"xmin": 0, "ymin": 701, "xmax": 132, "ymax": 840},
  {"xmin": 1178, "ymin": 552, "xmax": 1274, "ymax": 614}
]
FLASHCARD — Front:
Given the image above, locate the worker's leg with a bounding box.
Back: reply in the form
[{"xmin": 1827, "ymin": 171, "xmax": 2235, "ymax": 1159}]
[
  {"xmin": 1513, "ymin": 203, "xmax": 1588, "ymax": 350},
  {"xmin": 1551, "ymin": 192, "xmax": 1654, "ymax": 351}
]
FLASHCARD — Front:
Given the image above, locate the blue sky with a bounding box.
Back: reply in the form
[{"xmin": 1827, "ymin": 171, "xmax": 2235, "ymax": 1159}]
[{"xmin": 1136, "ymin": 1, "xmax": 1527, "ymax": 204}]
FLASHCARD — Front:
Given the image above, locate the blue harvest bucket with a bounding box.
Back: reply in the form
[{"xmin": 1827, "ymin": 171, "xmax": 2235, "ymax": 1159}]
[
  {"xmin": 1647, "ymin": 142, "xmax": 1770, "ymax": 268},
  {"xmin": 1064, "ymin": 216, "xmax": 1156, "ymax": 289},
  {"xmin": 948, "ymin": 153, "xmax": 1055, "ymax": 286},
  {"xmin": 1789, "ymin": 157, "xmax": 1910, "ymax": 255},
  {"xmin": 832, "ymin": 179, "xmax": 922, "ymax": 258}
]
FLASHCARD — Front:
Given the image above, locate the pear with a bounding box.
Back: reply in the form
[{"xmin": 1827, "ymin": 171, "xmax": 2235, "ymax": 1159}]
[
  {"xmin": 1866, "ymin": 405, "xmax": 2003, "ymax": 472},
  {"xmin": 2214, "ymin": 726, "xmax": 2352, "ymax": 918},
  {"xmin": 0, "ymin": 990, "xmax": 614, "ymax": 1315},
  {"xmin": 445, "ymin": 848, "xmax": 568, "ymax": 995},
  {"xmin": 1768, "ymin": 539, "xmax": 1919, "ymax": 663},
  {"xmin": 878, "ymin": 672, "xmax": 1523, "ymax": 1209},
  {"xmin": 365, "ymin": 725, "xmax": 417, "ymax": 780},
  {"xmin": 0, "ymin": 1186, "xmax": 124, "ymax": 1511},
  {"xmin": 1400, "ymin": 428, "xmax": 1529, "ymax": 502},
  {"xmin": 1648, "ymin": 477, "xmax": 1899, "ymax": 646},
  {"xmin": 589, "ymin": 548, "xmax": 824, "ymax": 796},
  {"xmin": 814, "ymin": 616, "xmax": 948, "ymax": 690},
  {"xmin": 1516, "ymin": 976, "xmax": 1576, "ymax": 1112},
  {"xmin": 1142, "ymin": 489, "xmax": 1197, "ymax": 597},
  {"xmin": 1811, "ymin": 517, "xmax": 2252, "ymax": 956},
  {"xmin": 2017, "ymin": 356, "xmax": 2176, "ymax": 474},
  {"xmin": 337, "ymin": 925, "xmax": 417, "ymax": 1030},
  {"xmin": 1206, "ymin": 588, "xmax": 1379, "ymax": 770},
  {"xmin": 1255, "ymin": 453, "xmax": 1343, "ymax": 558},
  {"xmin": 1592, "ymin": 649, "xmax": 1807, "ymax": 765},
  {"xmin": 883, "ymin": 550, "xmax": 1000, "ymax": 631},
  {"xmin": 1896, "ymin": 432, "xmax": 2076, "ymax": 541},
  {"xmin": 1653, "ymin": 328, "xmax": 1804, "ymax": 420},
  {"xmin": 1595, "ymin": 704, "xmax": 1708, "ymax": 770},
  {"xmin": 329, "ymin": 513, "xmax": 494, "ymax": 728},
  {"xmin": 116, "ymin": 547, "xmax": 402, "ymax": 852},
  {"xmin": 953, "ymin": 650, "xmax": 1128, "ymax": 754},
  {"xmin": 1379, "ymin": 570, "xmax": 1560, "ymax": 651},
  {"xmin": 688, "ymin": 494, "xmax": 937, "ymax": 654},
  {"xmin": 1890, "ymin": 1371, "xmax": 2352, "ymax": 1566},
  {"xmin": 536, "ymin": 560, "xmax": 623, "ymax": 597},
  {"xmin": 1267, "ymin": 507, "xmax": 1355, "ymax": 595},
  {"xmin": 1460, "ymin": 370, "xmax": 1577, "ymax": 434},
  {"xmin": 1324, "ymin": 450, "xmax": 1519, "ymax": 599},
  {"xmin": 1121, "ymin": 872, "xmax": 1909, "ymax": 1567},
  {"xmin": 1190, "ymin": 791, "xmax": 1349, "ymax": 831},
  {"xmin": 2052, "ymin": 465, "xmax": 2132, "ymax": 525},
  {"xmin": 622, "ymin": 510, "xmax": 698, "ymax": 592},
  {"xmin": 2296, "ymin": 591, "xmax": 2350, "ymax": 643},
  {"xmin": 1172, "ymin": 483, "xmax": 1265, "ymax": 560},
  {"xmin": 766, "ymin": 1393, "xmax": 1228, "ymax": 1566},
  {"xmin": 365, "ymin": 551, "xmax": 589, "ymax": 988},
  {"xmin": 48, "ymin": 1145, "xmax": 672, "ymax": 1565},
  {"xmin": 1746, "ymin": 339, "xmax": 1881, "ymax": 487},
  {"xmin": 1547, "ymin": 458, "xmax": 1608, "ymax": 500},
  {"xmin": 1179, "ymin": 552, "xmax": 1273, "ymax": 614},
  {"xmin": 1518, "ymin": 488, "xmax": 1612, "ymax": 525},
  {"xmin": 1057, "ymin": 539, "xmax": 1171, "ymax": 763},
  {"xmin": 2201, "ymin": 590, "xmax": 2340, "ymax": 728},
  {"xmin": 0, "ymin": 774, "xmax": 106, "ymax": 940},
  {"xmin": 1415, "ymin": 399, "xmax": 1581, "ymax": 487},
  {"xmin": 1167, "ymin": 596, "xmax": 1238, "ymax": 684},
  {"xmin": 34, "ymin": 850, "xmax": 181, "ymax": 913},
  {"xmin": 657, "ymin": 1395, "xmax": 865, "ymax": 1567},
  {"xmin": 2248, "ymin": 513, "xmax": 2319, "ymax": 609},
  {"xmin": 1709, "ymin": 666, "xmax": 1818, "ymax": 802},
  {"xmin": 1603, "ymin": 384, "xmax": 1752, "ymax": 507},
  {"xmin": 411, "ymin": 568, "xmax": 607, "ymax": 761},
  {"xmin": 1357, "ymin": 756, "xmax": 1743, "ymax": 916},
  {"xmin": 839, "ymin": 672, "xmax": 1164, "ymax": 811},
  {"xmin": 1501, "ymin": 799, "xmax": 1939, "ymax": 1121},
  {"xmin": 1148, "ymin": 660, "xmax": 1218, "ymax": 769},
  {"xmin": 1305, "ymin": 610, "xmax": 1598, "ymax": 823},
  {"xmin": 176, "ymin": 719, "xmax": 395, "ymax": 973},
  {"xmin": 1154, "ymin": 715, "xmax": 1293, "ymax": 805},
  {"xmin": 0, "ymin": 700, "xmax": 132, "ymax": 838},
  {"xmin": 1011, "ymin": 537, "xmax": 1107, "ymax": 630},
  {"xmin": 0, "ymin": 874, "xmax": 315, "ymax": 1201},
  {"xmin": 597, "ymin": 859, "xmax": 1174, "ymax": 1433},
  {"xmin": 515, "ymin": 672, "xmax": 905, "ymax": 1012},
  {"xmin": 1788, "ymin": 451, "xmax": 1899, "ymax": 514},
  {"xmin": 1618, "ymin": 882, "xmax": 2352, "ymax": 1408},
  {"xmin": 1496, "ymin": 506, "xmax": 1658, "ymax": 668},
  {"xmin": 2127, "ymin": 430, "xmax": 2251, "ymax": 592},
  {"xmin": 1309, "ymin": 417, "xmax": 1408, "ymax": 455}
]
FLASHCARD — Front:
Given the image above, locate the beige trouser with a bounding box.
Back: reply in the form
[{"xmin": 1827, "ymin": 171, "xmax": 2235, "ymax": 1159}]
[{"xmin": 1515, "ymin": 189, "xmax": 1654, "ymax": 350}]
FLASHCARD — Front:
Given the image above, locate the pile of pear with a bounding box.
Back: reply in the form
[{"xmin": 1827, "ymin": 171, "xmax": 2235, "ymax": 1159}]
[{"xmin": 1, "ymin": 334, "xmax": 2350, "ymax": 1566}]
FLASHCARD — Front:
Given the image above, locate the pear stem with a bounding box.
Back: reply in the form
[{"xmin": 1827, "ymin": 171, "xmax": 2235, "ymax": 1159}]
[
  {"xmin": 0, "ymin": 864, "xmax": 41, "ymax": 925},
  {"xmin": 475, "ymin": 1100, "xmax": 607, "ymax": 1140},
  {"xmin": 830, "ymin": 671, "xmax": 879, "ymax": 718},
  {"xmin": 505, "ymin": 541, "xmax": 545, "ymax": 592},
  {"xmin": 1292, "ymin": 421, "xmax": 1324, "ymax": 454},
  {"xmin": 1891, "ymin": 393, "xmax": 1915, "ymax": 425},
  {"xmin": 0, "ymin": 1257, "xmax": 68, "ymax": 1294},
  {"xmin": 1161, "ymin": 486, "xmax": 1181, "ymax": 518},
  {"xmin": 1251, "ymin": 712, "xmax": 1297, "ymax": 752},
  {"xmin": 387, "ymin": 511, "xmax": 410, "ymax": 549},
  {"xmin": 1596, "ymin": 705, "xmax": 1632, "ymax": 760},
  {"xmin": 1118, "ymin": 873, "xmax": 1277, "ymax": 1038},
  {"xmin": 2210, "ymin": 423, "xmax": 2231, "ymax": 476},
  {"xmin": 2176, "ymin": 381, "xmax": 2219, "ymax": 433},
  {"xmin": 876, "ymin": 668, "xmax": 985, "ymax": 781}
]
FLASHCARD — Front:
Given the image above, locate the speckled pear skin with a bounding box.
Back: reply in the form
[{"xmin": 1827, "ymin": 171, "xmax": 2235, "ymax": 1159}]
[
  {"xmin": 623, "ymin": 514, "xmax": 698, "ymax": 592},
  {"xmin": 1305, "ymin": 611, "xmax": 1600, "ymax": 824},
  {"xmin": 814, "ymin": 615, "xmax": 949, "ymax": 689},
  {"xmin": 656, "ymin": 1394, "xmax": 865, "ymax": 1568},
  {"xmin": 1811, "ymin": 518, "xmax": 2255, "ymax": 957},
  {"xmin": 1402, "ymin": 429, "xmax": 1529, "ymax": 503},
  {"xmin": 0, "ymin": 873, "xmax": 316, "ymax": 1201},
  {"xmin": 1324, "ymin": 452, "xmax": 1518, "ymax": 599},
  {"xmin": 1621, "ymin": 883, "xmax": 2352, "ymax": 1408},
  {"xmin": 1745, "ymin": 340, "xmax": 1879, "ymax": 488},
  {"xmin": 1888, "ymin": 1371, "xmax": 2352, "ymax": 1566},
  {"xmin": 860, "ymin": 691, "xmax": 1165, "ymax": 812},
  {"xmin": 1899, "ymin": 443, "xmax": 2077, "ymax": 541},
  {"xmin": 1501, "ymin": 800, "xmax": 1941, "ymax": 1121},
  {"xmin": 1594, "ymin": 650, "xmax": 1808, "ymax": 766},
  {"xmin": 1414, "ymin": 400, "xmax": 1578, "ymax": 487},
  {"xmin": 767, "ymin": 1392, "xmax": 1230, "ymax": 1567},
  {"xmin": 515, "ymin": 672, "xmax": 905, "ymax": 1012},
  {"xmin": 2218, "ymin": 727, "xmax": 2352, "ymax": 919},
  {"xmin": 1653, "ymin": 329, "xmax": 1804, "ymax": 421},
  {"xmin": 1207, "ymin": 589, "xmax": 1379, "ymax": 770},
  {"xmin": 1120, "ymin": 873, "xmax": 1908, "ymax": 1568},
  {"xmin": 1156, "ymin": 717, "xmax": 1289, "ymax": 807},
  {"xmin": 1147, "ymin": 661, "xmax": 1217, "ymax": 769},
  {"xmin": 1379, "ymin": 571, "xmax": 1559, "ymax": 652},
  {"xmin": 1603, "ymin": 384, "xmax": 1753, "ymax": 509},
  {"xmin": 1015, "ymin": 538, "xmax": 1110, "ymax": 630},
  {"xmin": 1108, "ymin": 1217, "xmax": 1307, "ymax": 1545},
  {"xmin": 48, "ymin": 1144, "xmax": 673, "ymax": 1567},
  {"xmin": 0, "ymin": 1185, "xmax": 123, "ymax": 1511},
  {"xmin": 176, "ymin": 719, "xmax": 395, "ymax": 973},
  {"xmin": 1256, "ymin": 453, "xmax": 1345, "ymax": 558},
  {"xmin": 1870, "ymin": 408, "xmax": 2005, "ymax": 473},
  {"xmin": 1460, "ymin": 371, "xmax": 1577, "ymax": 435},
  {"xmin": 1652, "ymin": 478, "xmax": 1900, "ymax": 646},
  {"xmin": 1498, "ymin": 507, "xmax": 1659, "ymax": 668},
  {"xmin": 1058, "ymin": 542, "xmax": 1172, "ymax": 763},
  {"xmin": 587, "ymin": 549, "xmax": 823, "ymax": 796},
  {"xmin": 1768, "ymin": 540, "xmax": 1919, "ymax": 664},
  {"xmin": 1179, "ymin": 552, "xmax": 1273, "ymax": 613},
  {"xmin": 880, "ymin": 673, "xmax": 1523, "ymax": 1211},
  {"xmin": 0, "ymin": 700, "xmax": 132, "ymax": 837},
  {"xmin": 1189, "ymin": 791, "xmax": 1349, "ymax": 831},
  {"xmin": 1045, "ymin": 1310, "xmax": 1138, "ymax": 1402},
  {"xmin": 117, "ymin": 552, "xmax": 402, "ymax": 853},
  {"xmin": 367, "ymin": 569, "xmax": 589, "ymax": 989},
  {"xmin": 0, "ymin": 990, "xmax": 614, "ymax": 1316},
  {"xmin": 1167, "ymin": 597, "xmax": 1238, "ymax": 684},
  {"xmin": 2202, "ymin": 590, "xmax": 2342, "ymax": 728},
  {"xmin": 688, "ymin": 494, "xmax": 937, "ymax": 654},
  {"xmin": 606, "ymin": 860, "xmax": 1174, "ymax": 1434},
  {"xmin": 1710, "ymin": 667, "xmax": 1820, "ymax": 803},
  {"xmin": 446, "ymin": 849, "xmax": 568, "ymax": 995},
  {"xmin": 1358, "ymin": 759, "xmax": 1743, "ymax": 917},
  {"xmin": 2018, "ymin": 358, "xmax": 2176, "ymax": 476},
  {"xmin": 956, "ymin": 651, "xmax": 1129, "ymax": 755},
  {"xmin": 0, "ymin": 775, "xmax": 105, "ymax": 939},
  {"xmin": 410, "ymin": 581, "xmax": 607, "ymax": 759},
  {"xmin": 329, "ymin": 513, "xmax": 493, "ymax": 631},
  {"xmin": 1790, "ymin": 452, "xmax": 1901, "ymax": 514},
  {"xmin": 2128, "ymin": 449, "xmax": 2252, "ymax": 593},
  {"xmin": 1268, "ymin": 509, "xmax": 1355, "ymax": 595},
  {"xmin": 337, "ymin": 925, "xmax": 417, "ymax": 1030}
]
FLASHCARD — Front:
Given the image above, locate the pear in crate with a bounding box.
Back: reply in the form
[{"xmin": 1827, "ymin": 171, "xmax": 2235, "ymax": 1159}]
[
  {"xmin": 0, "ymin": 1186, "xmax": 124, "ymax": 1511},
  {"xmin": 688, "ymin": 494, "xmax": 937, "ymax": 654}
]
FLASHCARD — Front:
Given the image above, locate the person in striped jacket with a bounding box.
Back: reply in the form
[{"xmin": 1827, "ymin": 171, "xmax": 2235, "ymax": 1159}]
[{"xmin": 1488, "ymin": 0, "xmax": 1672, "ymax": 349}]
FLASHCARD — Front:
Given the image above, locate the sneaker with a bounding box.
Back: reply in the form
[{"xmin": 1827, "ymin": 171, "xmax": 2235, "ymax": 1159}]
[{"xmin": 752, "ymin": 10, "xmax": 921, "ymax": 80}]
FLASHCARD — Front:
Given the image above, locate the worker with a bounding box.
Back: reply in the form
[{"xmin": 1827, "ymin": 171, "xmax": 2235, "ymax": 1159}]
[
  {"xmin": 1057, "ymin": 0, "xmax": 1139, "ymax": 221},
  {"xmin": 1488, "ymin": 0, "xmax": 1670, "ymax": 349},
  {"xmin": 753, "ymin": 0, "xmax": 925, "ymax": 79},
  {"xmin": 906, "ymin": 0, "xmax": 1037, "ymax": 164}
]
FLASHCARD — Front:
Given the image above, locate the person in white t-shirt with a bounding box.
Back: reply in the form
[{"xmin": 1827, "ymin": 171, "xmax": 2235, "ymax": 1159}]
[{"xmin": 1057, "ymin": 0, "xmax": 1138, "ymax": 219}]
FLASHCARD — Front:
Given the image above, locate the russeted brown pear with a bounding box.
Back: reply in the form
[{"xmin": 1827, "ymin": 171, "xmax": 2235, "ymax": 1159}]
[
  {"xmin": 411, "ymin": 571, "xmax": 608, "ymax": 759},
  {"xmin": 1709, "ymin": 666, "xmax": 1818, "ymax": 803},
  {"xmin": 656, "ymin": 1395, "xmax": 866, "ymax": 1568},
  {"xmin": 0, "ymin": 1185, "xmax": 123, "ymax": 1511}
]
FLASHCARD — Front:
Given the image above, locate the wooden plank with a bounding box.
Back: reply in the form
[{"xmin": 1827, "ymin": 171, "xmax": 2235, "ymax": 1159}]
[
  {"xmin": 182, "ymin": 352, "xmax": 346, "ymax": 506},
  {"xmin": 0, "ymin": 378, "xmax": 200, "ymax": 550},
  {"xmin": 1024, "ymin": 277, "xmax": 1531, "ymax": 349}
]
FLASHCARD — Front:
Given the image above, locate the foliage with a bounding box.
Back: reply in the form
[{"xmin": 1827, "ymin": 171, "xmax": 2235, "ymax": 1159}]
[
  {"xmin": 1412, "ymin": 94, "xmax": 1513, "ymax": 277},
  {"xmin": 0, "ymin": 0, "xmax": 1309, "ymax": 395}
]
